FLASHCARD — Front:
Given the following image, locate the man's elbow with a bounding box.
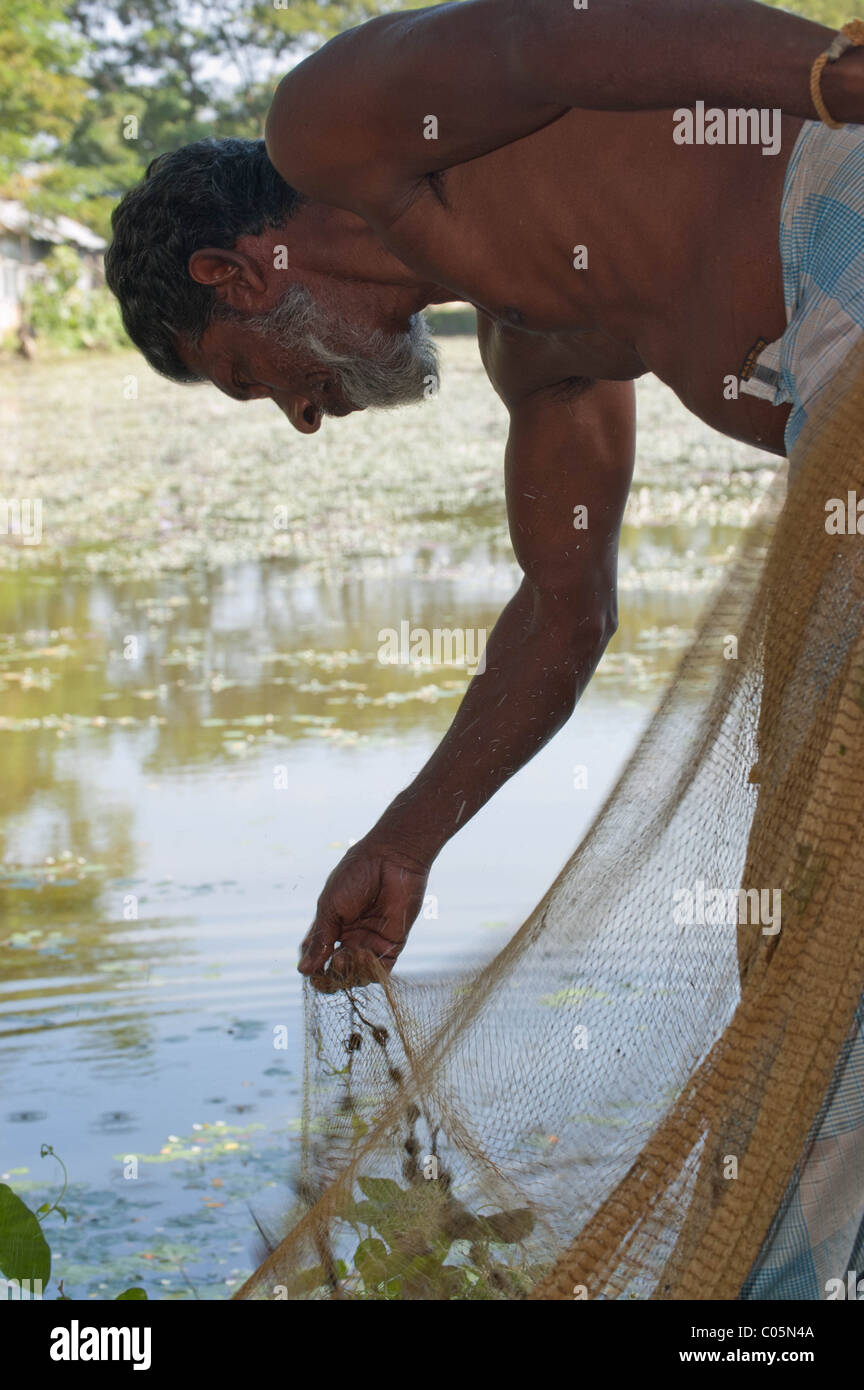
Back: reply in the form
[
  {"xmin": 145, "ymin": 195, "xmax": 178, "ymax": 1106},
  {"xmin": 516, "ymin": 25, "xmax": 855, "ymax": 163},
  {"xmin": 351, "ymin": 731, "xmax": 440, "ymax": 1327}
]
[
  {"xmin": 567, "ymin": 601, "xmax": 618, "ymax": 659},
  {"xmin": 525, "ymin": 577, "xmax": 617, "ymax": 668},
  {"xmin": 557, "ymin": 610, "xmax": 615, "ymax": 719},
  {"xmin": 529, "ymin": 601, "xmax": 615, "ymax": 718},
  {"xmin": 597, "ymin": 605, "xmax": 618, "ymax": 651}
]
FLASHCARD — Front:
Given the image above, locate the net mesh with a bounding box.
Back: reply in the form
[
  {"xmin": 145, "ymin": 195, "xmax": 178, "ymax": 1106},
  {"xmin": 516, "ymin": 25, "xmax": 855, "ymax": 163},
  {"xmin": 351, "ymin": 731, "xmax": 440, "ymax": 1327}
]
[{"xmin": 236, "ymin": 342, "xmax": 864, "ymax": 1302}]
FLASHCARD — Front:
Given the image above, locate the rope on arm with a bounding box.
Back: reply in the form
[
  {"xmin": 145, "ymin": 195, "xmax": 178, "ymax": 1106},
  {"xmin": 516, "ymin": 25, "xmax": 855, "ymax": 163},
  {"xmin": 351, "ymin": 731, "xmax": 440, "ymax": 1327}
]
[{"xmin": 810, "ymin": 19, "xmax": 864, "ymax": 129}]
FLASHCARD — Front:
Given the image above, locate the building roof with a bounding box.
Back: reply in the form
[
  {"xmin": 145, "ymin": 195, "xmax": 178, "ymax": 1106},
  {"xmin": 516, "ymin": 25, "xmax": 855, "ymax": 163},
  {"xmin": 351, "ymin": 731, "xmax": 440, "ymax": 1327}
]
[{"xmin": 0, "ymin": 199, "xmax": 105, "ymax": 252}]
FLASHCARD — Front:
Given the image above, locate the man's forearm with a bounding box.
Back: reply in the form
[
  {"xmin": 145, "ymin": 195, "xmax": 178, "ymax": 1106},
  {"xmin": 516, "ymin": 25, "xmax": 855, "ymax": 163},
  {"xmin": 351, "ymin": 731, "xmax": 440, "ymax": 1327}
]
[{"xmin": 369, "ymin": 581, "xmax": 613, "ymax": 867}]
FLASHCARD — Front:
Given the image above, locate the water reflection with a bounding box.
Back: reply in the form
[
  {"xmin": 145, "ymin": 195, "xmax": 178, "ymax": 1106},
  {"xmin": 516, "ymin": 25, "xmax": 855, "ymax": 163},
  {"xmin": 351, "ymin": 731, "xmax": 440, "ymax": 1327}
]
[
  {"xmin": 0, "ymin": 539, "xmax": 726, "ymax": 1044},
  {"xmin": 0, "ymin": 529, "xmax": 752, "ymax": 1296},
  {"xmin": 0, "ymin": 334, "xmax": 778, "ymax": 1295}
]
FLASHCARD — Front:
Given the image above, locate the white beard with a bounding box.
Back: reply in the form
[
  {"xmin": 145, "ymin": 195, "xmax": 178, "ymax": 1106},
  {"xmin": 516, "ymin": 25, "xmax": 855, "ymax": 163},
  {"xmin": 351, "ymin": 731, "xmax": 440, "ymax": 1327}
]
[{"xmin": 240, "ymin": 285, "xmax": 440, "ymax": 411}]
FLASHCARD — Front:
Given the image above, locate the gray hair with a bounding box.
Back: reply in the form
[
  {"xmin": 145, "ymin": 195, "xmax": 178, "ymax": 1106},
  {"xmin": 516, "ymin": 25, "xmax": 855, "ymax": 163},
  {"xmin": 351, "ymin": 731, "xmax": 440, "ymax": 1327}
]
[{"xmin": 224, "ymin": 284, "xmax": 440, "ymax": 412}]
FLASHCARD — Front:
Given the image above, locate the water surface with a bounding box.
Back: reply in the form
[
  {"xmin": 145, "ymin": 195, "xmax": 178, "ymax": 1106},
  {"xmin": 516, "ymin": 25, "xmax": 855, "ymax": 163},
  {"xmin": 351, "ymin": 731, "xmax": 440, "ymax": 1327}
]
[{"xmin": 0, "ymin": 340, "xmax": 776, "ymax": 1296}]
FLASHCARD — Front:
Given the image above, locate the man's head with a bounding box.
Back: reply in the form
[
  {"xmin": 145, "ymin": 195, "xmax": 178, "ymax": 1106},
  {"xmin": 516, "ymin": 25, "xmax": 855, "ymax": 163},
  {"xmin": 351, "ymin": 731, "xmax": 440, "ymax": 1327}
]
[{"xmin": 105, "ymin": 138, "xmax": 439, "ymax": 432}]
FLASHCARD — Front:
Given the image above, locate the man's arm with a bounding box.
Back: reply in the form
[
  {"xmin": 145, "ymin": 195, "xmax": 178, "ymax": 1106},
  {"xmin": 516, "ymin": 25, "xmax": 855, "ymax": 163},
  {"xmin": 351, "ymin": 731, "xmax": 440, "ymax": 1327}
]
[
  {"xmin": 298, "ymin": 373, "xmax": 636, "ymax": 983},
  {"xmin": 266, "ymin": 0, "xmax": 852, "ymax": 214}
]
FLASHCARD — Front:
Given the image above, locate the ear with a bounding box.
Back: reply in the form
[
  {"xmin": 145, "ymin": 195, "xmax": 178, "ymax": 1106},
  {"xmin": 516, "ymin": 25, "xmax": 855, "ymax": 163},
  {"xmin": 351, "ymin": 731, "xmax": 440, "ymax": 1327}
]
[{"xmin": 188, "ymin": 248, "xmax": 267, "ymax": 310}]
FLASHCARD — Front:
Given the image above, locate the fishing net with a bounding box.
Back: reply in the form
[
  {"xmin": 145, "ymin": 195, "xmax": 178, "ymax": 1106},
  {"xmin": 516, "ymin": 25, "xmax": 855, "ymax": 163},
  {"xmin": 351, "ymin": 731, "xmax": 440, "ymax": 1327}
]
[{"xmin": 236, "ymin": 341, "xmax": 864, "ymax": 1301}]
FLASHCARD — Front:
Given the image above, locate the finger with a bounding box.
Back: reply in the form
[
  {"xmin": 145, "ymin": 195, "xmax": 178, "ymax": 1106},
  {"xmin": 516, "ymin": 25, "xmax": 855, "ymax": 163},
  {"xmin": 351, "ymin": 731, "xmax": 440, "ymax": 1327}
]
[
  {"xmin": 298, "ymin": 912, "xmax": 339, "ymax": 975},
  {"xmin": 307, "ymin": 967, "xmax": 342, "ymax": 995},
  {"xmin": 308, "ymin": 950, "xmax": 362, "ymax": 995},
  {"xmin": 308, "ymin": 945, "xmax": 388, "ymax": 994},
  {"xmin": 339, "ymin": 927, "xmax": 404, "ymax": 971}
]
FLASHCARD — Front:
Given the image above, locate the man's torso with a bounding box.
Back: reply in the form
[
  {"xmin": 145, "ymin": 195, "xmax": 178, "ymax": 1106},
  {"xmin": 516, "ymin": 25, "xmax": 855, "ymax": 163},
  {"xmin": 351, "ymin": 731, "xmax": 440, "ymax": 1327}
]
[{"xmin": 371, "ymin": 107, "xmax": 800, "ymax": 451}]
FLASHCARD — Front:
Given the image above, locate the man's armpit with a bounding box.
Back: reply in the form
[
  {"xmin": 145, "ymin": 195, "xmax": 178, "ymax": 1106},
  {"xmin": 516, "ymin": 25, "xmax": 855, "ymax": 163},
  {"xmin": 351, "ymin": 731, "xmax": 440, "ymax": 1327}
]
[{"xmin": 545, "ymin": 375, "xmax": 597, "ymax": 404}]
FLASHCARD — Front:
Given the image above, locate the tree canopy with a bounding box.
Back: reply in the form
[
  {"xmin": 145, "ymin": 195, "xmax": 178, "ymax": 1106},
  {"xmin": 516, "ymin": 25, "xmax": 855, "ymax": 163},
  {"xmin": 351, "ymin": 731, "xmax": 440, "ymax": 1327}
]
[{"xmin": 4, "ymin": 0, "xmax": 434, "ymax": 236}]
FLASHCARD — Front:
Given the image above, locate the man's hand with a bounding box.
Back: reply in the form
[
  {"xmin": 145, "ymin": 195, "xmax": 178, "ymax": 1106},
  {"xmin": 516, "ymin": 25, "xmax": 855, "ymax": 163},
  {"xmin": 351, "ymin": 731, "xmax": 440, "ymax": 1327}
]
[{"xmin": 298, "ymin": 838, "xmax": 430, "ymax": 989}]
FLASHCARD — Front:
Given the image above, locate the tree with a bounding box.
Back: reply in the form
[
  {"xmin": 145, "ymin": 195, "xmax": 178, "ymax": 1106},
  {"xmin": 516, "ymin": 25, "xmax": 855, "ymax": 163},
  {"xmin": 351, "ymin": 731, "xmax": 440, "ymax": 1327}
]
[
  {"xmin": 41, "ymin": 0, "xmax": 435, "ymax": 237},
  {"xmin": 0, "ymin": 0, "xmax": 85, "ymax": 189},
  {"xmin": 765, "ymin": 1, "xmax": 848, "ymax": 24}
]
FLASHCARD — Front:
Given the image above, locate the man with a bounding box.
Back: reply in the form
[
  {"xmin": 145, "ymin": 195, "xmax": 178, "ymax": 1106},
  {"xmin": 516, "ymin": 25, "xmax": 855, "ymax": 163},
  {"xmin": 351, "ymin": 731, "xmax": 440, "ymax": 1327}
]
[{"xmin": 105, "ymin": 1, "xmax": 864, "ymax": 1297}]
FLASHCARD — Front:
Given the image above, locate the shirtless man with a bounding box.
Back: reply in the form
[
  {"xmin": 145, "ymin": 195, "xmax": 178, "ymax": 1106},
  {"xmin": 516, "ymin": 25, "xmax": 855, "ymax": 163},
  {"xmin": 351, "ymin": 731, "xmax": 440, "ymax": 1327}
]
[
  {"xmin": 104, "ymin": 0, "xmax": 864, "ymax": 1300},
  {"xmin": 103, "ymin": 0, "xmax": 864, "ymax": 973}
]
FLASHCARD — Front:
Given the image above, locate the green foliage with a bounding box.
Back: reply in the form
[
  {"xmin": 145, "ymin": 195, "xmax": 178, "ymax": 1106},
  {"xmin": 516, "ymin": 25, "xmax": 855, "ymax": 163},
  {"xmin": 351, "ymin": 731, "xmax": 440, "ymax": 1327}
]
[
  {"xmin": 36, "ymin": 1144, "xmax": 69, "ymax": 1224},
  {"xmin": 35, "ymin": 1, "xmax": 441, "ymax": 239},
  {"xmin": 287, "ymin": 1172, "xmax": 535, "ymax": 1301},
  {"xmin": 20, "ymin": 245, "xmax": 128, "ymax": 352},
  {"xmin": 0, "ymin": 0, "xmax": 85, "ymax": 185},
  {"xmin": 0, "ymin": 1147, "xmax": 147, "ymax": 1300},
  {"xmin": 288, "ymin": 989, "xmax": 537, "ymax": 1300},
  {"xmin": 766, "ymin": 0, "xmax": 849, "ymax": 25},
  {"xmin": 0, "ymin": 1184, "xmax": 51, "ymax": 1285}
]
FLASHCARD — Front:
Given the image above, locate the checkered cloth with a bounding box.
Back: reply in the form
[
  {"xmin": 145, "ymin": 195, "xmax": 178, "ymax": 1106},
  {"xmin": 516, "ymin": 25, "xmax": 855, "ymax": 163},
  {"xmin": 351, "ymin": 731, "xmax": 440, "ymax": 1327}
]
[
  {"xmin": 741, "ymin": 120, "xmax": 864, "ymax": 454},
  {"xmin": 740, "ymin": 996, "xmax": 864, "ymax": 1299},
  {"xmin": 737, "ymin": 119, "xmax": 864, "ymax": 1301}
]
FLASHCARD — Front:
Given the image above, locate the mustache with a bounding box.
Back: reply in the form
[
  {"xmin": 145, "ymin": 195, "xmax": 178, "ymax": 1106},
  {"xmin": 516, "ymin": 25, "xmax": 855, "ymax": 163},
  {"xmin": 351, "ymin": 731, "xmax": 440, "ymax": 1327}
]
[{"xmin": 236, "ymin": 285, "xmax": 440, "ymax": 412}]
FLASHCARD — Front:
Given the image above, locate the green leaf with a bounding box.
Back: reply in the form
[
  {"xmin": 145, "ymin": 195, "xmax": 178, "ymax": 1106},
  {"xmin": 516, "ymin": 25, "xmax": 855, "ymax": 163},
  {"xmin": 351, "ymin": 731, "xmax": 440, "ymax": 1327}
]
[
  {"xmin": 0, "ymin": 1183, "xmax": 51, "ymax": 1285},
  {"xmin": 441, "ymin": 1204, "xmax": 534, "ymax": 1245},
  {"xmin": 483, "ymin": 1208, "xmax": 535, "ymax": 1244},
  {"xmin": 340, "ymin": 1198, "xmax": 378, "ymax": 1228},
  {"xmin": 440, "ymin": 1203, "xmax": 486, "ymax": 1242},
  {"xmin": 403, "ymin": 1257, "xmax": 466, "ymax": 1299},
  {"xmin": 115, "ymin": 1287, "xmax": 147, "ymax": 1300},
  {"xmin": 353, "ymin": 1236, "xmax": 390, "ymax": 1289},
  {"xmin": 356, "ymin": 1177, "xmax": 404, "ymax": 1205}
]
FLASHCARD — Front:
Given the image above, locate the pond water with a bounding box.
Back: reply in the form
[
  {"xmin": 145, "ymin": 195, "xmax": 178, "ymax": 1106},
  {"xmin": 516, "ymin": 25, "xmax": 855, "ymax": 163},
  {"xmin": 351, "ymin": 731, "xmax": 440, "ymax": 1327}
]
[{"xmin": 0, "ymin": 337, "xmax": 777, "ymax": 1297}]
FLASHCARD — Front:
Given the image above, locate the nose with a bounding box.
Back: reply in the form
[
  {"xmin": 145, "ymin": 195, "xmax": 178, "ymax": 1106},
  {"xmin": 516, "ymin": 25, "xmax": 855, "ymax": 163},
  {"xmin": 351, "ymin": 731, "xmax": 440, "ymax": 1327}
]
[{"xmin": 280, "ymin": 397, "xmax": 322, "ymax": 434}]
